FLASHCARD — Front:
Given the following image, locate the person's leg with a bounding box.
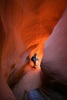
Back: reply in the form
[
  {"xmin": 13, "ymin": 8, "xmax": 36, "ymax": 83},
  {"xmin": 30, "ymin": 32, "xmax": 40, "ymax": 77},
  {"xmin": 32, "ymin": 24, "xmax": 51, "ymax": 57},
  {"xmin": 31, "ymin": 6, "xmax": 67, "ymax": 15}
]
[{"xmin": 33, "ymin": 61, "xmax": 36, "ymax": 68}]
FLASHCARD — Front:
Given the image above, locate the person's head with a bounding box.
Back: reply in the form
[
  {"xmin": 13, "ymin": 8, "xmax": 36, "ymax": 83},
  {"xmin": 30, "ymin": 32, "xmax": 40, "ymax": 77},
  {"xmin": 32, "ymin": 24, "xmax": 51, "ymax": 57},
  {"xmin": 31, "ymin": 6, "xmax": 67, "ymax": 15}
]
[{"xmin": 34, "ymin": 53, "xmax": 37, "ymax": 56}]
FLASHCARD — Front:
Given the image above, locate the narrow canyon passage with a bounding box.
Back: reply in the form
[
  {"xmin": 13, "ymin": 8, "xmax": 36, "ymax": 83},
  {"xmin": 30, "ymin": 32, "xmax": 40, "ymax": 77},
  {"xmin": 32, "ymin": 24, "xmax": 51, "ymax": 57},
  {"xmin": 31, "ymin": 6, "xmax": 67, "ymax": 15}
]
[{"xmin": 0, "ymin": 0, "xmax": 67, "ymax": 100}]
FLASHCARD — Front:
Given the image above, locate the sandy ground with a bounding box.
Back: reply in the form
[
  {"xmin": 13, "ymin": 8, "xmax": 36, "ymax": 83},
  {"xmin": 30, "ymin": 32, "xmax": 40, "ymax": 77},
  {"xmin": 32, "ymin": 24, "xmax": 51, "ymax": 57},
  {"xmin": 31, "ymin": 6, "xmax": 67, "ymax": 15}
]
[{"xmin": 12, "ymin": 66, "xmax": 42, "ymax": 100}]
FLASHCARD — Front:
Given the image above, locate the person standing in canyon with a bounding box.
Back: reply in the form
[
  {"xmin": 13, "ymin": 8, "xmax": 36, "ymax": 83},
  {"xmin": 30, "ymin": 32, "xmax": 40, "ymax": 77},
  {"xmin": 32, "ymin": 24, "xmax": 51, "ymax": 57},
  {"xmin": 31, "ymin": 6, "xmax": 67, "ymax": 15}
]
[{"xmin": 31, "ymin": 53, "xmax": 39, "ymax": 68}]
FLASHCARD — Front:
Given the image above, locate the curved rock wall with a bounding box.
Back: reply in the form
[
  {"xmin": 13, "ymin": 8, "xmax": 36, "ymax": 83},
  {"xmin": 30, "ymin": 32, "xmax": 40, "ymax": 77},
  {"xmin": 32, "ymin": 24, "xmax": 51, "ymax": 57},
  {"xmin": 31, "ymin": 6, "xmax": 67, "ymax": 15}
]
[
  {"xmin": 0, "ymin": 17, "xmax": 16, "ymax": 100},
  {"xmin": 0, "ymin": 0, "xmax": 67, "ymax": 80},
  {"xmin": 41, "ymin": 8, "xmax": 67, "ymax": 86}
]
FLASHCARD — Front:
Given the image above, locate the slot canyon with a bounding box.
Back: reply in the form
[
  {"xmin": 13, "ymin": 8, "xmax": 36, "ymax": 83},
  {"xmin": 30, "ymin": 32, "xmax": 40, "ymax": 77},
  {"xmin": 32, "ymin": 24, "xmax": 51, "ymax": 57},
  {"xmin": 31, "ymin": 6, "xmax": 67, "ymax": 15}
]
[{"xmin": 0, "ymin": 0, "xmax": 67, "ymax": 100}]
